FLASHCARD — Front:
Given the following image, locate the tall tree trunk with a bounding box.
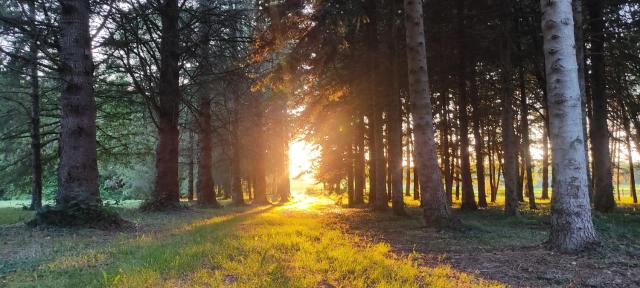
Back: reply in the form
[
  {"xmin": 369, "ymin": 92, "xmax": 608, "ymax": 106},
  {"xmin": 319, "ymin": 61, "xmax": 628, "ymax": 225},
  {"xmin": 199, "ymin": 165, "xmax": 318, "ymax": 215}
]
[
  {"xmin": 519, "ymin": 70, "xmax": 537, "ymax": 209},
  {"xmin": 440, "ymin": 88, "xmax": 453, "ymax": 204},
  {"xmin": 354, "ymin": 116, "xmax": 365, "ymax": 204},
  {"xmin": 149, "ymin": 0, "xmax": 181, "ymax": 209},
  {"xmin": 347, "ymin": 132, "xmax": 355, "ymax": 206},
  {"xmin": 624, "ymin": 112, "xmax": 638, "ymax": 203},
  {"xmin": 573, "ymin": 0, "xmax": 593, "ymax": 199},
  {"xmin": 187, "ymin": 128, "xmax": 194, "ymax": 202},
  {"xmin": 195, "ymin": 1, "xmax": 218, "ymax": 207},
  {"xmin": 368, "ymin": 113, "xmax": 377, "ymax": 206},
  {"xmin": 29, "ymin": 0, "xmax": 42, "ymax": 210},
  {"xmin": 456, "ymin": 0, "xmax": 476, "ymax": 211},
  {"xmin": 542, "ymin": 88, "xmax": 551, "ymax": 200},
  {"xmin": 389, "ymin": 0, "xmax": 406, "ymax": 215},
  {"xmin": 405, "ymin": 131, "xmax": 412, "ymax": 197},
  {"xmin": 231, "ymin": 91, "xmax": 244, "ymax": 206},
  {"xmin": 56, "ymin": 0, "xmax": 100, "ymax": 207},
  {"xmin": 470, "ymin": 76, "xmax": 487, "ymax": 208},
  {"xmin": 540, "ymin": 0, "xmax": 597, "ymax": 253},
  {"xmin": 412, "ymin": 134, "xmax": 420, "ymax": 201},
  {"xmin": 403, "ymin": 0, "xmax": 457, "ymax": 227},
  {"xmin": 252, "ymin": 96, "xmax": 269, "ymax": 205},
  {"xmin": 587, "ymin": 0, "xmax": 615, "ymax": 212},
  {"xmin": 501, "ymin": 0, "xmax": 519, "ymax": 216}
]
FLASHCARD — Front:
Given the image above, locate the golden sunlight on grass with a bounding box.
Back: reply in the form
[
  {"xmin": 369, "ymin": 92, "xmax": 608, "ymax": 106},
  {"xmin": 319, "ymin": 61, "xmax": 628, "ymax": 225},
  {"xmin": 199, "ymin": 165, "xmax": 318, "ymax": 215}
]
[{"xmin": 280, "ymin": 190, "xmax": 335, "ymax": 211}]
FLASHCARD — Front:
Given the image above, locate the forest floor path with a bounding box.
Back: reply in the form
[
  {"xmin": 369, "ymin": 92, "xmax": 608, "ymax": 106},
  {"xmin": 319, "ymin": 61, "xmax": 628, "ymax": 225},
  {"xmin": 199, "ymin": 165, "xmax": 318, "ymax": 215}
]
[
  {"xmin": 1, "ymin": 193, "xmax": 639, "ymax": 287},
  {"xmin": 0, "ymin": 194, "xmax": 497, "ymax": 288}
]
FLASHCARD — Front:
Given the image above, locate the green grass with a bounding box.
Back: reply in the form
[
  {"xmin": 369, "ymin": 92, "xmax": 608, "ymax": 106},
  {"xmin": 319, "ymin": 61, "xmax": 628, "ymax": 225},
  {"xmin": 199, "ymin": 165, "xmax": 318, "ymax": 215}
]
[
  {"xmin": 1, "ymin": 199, "xmax": 499, "ymax": 288},
  {"xmin": 0, "ymin": 208, "xmax": 33, "ymax": 225}
]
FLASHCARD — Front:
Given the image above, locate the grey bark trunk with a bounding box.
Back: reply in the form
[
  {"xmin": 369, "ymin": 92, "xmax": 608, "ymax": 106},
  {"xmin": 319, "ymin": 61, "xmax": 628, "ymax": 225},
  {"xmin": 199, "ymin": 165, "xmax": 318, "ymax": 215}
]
[
  {"xmin": 403, "ymin": 0, "xmax": 456, "ymax": 227},
  {"xmin": 540, "ymin": 0, "xmax": 598, "ymax": 253}
]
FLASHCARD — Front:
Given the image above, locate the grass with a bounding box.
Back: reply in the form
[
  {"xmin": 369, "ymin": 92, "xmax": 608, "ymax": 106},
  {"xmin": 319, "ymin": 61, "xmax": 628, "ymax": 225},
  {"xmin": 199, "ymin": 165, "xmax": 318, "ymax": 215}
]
[{"xmin": 0, "ymin": 197, "xmax": 499, "ymax": 288}]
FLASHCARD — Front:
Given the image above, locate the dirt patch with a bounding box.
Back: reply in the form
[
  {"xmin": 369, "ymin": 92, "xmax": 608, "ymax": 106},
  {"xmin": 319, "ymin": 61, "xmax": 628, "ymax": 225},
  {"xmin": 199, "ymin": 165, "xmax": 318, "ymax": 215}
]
[{"xmin": 325, "ymin": 205, "xmax": 640, "ymax": 288}]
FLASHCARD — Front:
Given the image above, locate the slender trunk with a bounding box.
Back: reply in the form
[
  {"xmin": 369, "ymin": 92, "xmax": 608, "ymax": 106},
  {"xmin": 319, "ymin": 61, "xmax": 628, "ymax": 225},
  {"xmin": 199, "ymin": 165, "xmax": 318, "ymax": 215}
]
[
  {"xmin": 354, "ymin": 116, "xmax": 365, "ymax": 204},
  {"xmin": 501, "ymin": 0, "xmax": 519, "ymax": 216},
  {"xmin": 541, "ymin": 0, "xmax": 597, "ymax": 252},
  {"xmin": 455, "ymin": 0, "xmax": 476, "ymax": 211},
  {"xmin": 368, "ymin": 113, "xmax": 377, "ymax": 206},
  {"xmin": 542, "ymin": 88, "xmax": 551, "ymax": 200},
  {"xmin": 29, "ymin": 0, "xmax": 42, "ymax": 210},
  {"xmin": 252, "ymin": 96, "xmax": 268, "ymax": 205},
  {"xmin": 587, "ymin": 0, "xmax": 615, "ymax": 212},
  {"xmin": 412, "ymin": 134, "xmax": 420, "ymax": 201},
  {"xmin": 187, "ymin": 129, "xmax": 194, "ymax": 202},
  {"xmin": 56, "ymin": 0, "xmax": 100, "ymax": 207},
  {"xmin": 403, "ymin": 0, "xmax": 457, "ymax": 227},
  {"xmin": 195, "ymin": 2, "xmax": 218, "ymax": 207},
  {"xmin": 623, "ymin": 113, "xmax": 638, "ymax": 203},
  {"xmin": 405, "ymin": 131, "xmax": 412, "ymax": 197},
  {"xmin": 389, "ymin": 1, "xmax": 405, "ymax": 215},
  {"xmin": 150, "ymin": 0, "xmax": 181, "ymax": 209},
  {"xmin": 441, "ymin": 88, "xmax": 453, "ymax": 204},
  {"xmin": 347, "ymin": 131, "xmax": 355, "ymax": 206},
  {"xmin": 231, "ymin": 91, "xmax": 244, "ymax": 206},
  {"xmin": 519, "ymin": 69, "xmax": 536, "ymax": 209},
  {"xmin": 470, "ymin": 77, "xmax": 487, "ymax": 208}
]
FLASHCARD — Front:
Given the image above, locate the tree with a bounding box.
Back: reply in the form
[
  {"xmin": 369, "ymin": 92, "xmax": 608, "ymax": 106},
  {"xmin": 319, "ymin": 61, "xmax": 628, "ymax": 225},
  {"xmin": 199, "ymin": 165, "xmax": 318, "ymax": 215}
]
[
  {"xmin": 403, "ymin": 0, "xmax": 457, "ymax": 227},
  {"xmin": 30, "ymin": 0, "xmax": 124, "ymax": 228},
  {"xmin": 144, "ymin": 0, "xmax": 182, "ymax": 210},
  {"xmin": 540, "ymin": 0, "xmax": 597, "ymax": 252},
  {"xmin": 587, "ymin": 0, "xmax": 615, "ymax": 212}
]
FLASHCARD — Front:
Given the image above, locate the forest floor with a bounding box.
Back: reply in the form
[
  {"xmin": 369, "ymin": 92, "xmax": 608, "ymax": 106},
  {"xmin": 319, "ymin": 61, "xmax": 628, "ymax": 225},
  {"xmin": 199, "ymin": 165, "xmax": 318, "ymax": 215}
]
[
  {"xmin": 0, "ymin": 193, "xmax": 639, "ymax": 288},
  {"xmin": 328, "ymin": 198, "xmax": 640, "ymax": 288}
]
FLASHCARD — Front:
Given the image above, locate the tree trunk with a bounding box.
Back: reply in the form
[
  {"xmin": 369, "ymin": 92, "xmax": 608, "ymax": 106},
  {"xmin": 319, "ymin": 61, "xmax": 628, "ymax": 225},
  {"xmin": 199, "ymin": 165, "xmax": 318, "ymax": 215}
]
[
  {"xmin": 624, "ymin": 112, "xmax": 638, "ymax": 203},
  {"xmin": 501, "ymin": 0, "xmax": 519, "ymax": 216},
  {"xmin": 195, "ymin": 0, "xmax": 219, "ymax": 208},
  {"xmin": 354, "ymin": 116, "xmax": 365, "ymax": 204},
  {"xmin": 368, "ymin": 112, "xmax": 377, "ymax": 206},
  {"xmin": 347, "ymin": 132, "xmax": 355, "ymax": 206},
  {"xmin": 540, "ymin": 0, "xmax": 598, "ymax": 252},
  {"xmin": 231, "ymin": 90, "xmax": 244, "ymax": 206},
  {"xmin": 519, "ymin": 70, "xmax": 537, "ymax": 209},
  {"xmin": 149, "ymin": 0, "xmax": 181, "ymax": 209},
  {"xmin": 441, "ymin": 88, "xmax": 453, "ymax": 204},
  {"xmin": 455, "ymin": 0, "xmax": 477, "ymax": 211},
  {"xmin": 403, "ymin": 0, "xmax": 457, "ymax": 227},
  {"xmin": 470, "ymin": 76, "xmax": 487, "ymax": 208},
  {"xmin": 587, "ymin": 0, "xmax": 615, "ymax": 212},
  {"xmin": 56, "ymin": 0, "xmax": 100, "ymax": 207},
  {"xmin": 187, "ymin": 129, "xmax": 194, "ymax": 202},
  {"xmin": 573, "ymin": 0, "xmax": 593, "ymax": 199},
  {"xmin": 252, "ymin": 96, "xmax": 269, "ymax": 205},
  {"xmin": 405, "ymin": 131, "xmax": 412, "ymax": 197},
  {"xmin": 542, "ymin": 88, "xmax": 551, "ymax": 200},
  {"xmin": 389, "ymin": 0, "xmax": 406, "ymax": 215},
  {"xmin": 29, "ymin": 0, "xmax": 42, "ymax": 210}
]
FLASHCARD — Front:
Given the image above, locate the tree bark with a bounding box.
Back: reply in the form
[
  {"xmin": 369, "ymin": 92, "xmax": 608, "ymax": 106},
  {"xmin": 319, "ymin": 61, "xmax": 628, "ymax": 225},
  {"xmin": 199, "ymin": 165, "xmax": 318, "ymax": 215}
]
[
  {"xmin": 56, "ymin": 0, "xmax": 100, "ymax": 207},
  {"xmin": 403, "ymin": 0, "xmax": 457, "ymax": 227},
  {"xmin": 187, "ymin": 128, "xmax": 194, "ymax": 202},
  {"xmin": 354, "ymin": 116, "xmax": 365, "ymax": 204},
  {"xmin": 29, "ymin": 0, "xmax": 42, "ymax": 210},
  {"xmin": 470, "ymin": 76, "xmax": 487, "ymax": 208},
  {"xmin": 389, "ymin": 0, "xmax": 406, "ymax": 215},
  {"xmin": 540, "ymin": 0, "xmax": 598, "ymax": 253},
  {"xmin": 501, "ymin": 0, "xmax": 519, "ymax": 216},
  {"xmin": 586, "ymin": 0, "xmax": 615, "ymax": 212},
  {"xmin": 149, "ymin": 0, "xmax": 181, "ymax": 209},
  {"xmin": 456, "ymin": 0, "xmax": 477, "ymax": 211}
]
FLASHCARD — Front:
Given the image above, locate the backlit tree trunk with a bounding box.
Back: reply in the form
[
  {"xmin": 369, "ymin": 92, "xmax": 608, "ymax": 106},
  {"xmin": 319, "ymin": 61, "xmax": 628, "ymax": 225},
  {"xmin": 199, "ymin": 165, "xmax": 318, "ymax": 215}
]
[
  {"xmin": 587, "ymin": 0, "xmax": 615, "ymax": 212},
  {"xmin": 501, "ymin": 0, "xmax": 519, "ymax": 216},
  {"xmin": 403, "ymin": 0, "xmax": 456, "ymax": 227},
  {"xmin": 540, "ymin": 0, "xmax": 597, "ymax": 252},
  {"xmin": 354, "ymin": 116, "xmax": 365, "ymax": 204},
  {"xmin": 470, "ymin": 76, "xmax": 487, "ymax": 208}
]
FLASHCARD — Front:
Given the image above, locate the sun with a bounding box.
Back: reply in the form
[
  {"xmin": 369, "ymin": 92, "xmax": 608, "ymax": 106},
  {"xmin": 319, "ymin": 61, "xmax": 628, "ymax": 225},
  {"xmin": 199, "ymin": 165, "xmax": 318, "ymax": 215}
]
[{"xmin": 288, "ymin": 140, "xmax": 319, "ymax": 184}]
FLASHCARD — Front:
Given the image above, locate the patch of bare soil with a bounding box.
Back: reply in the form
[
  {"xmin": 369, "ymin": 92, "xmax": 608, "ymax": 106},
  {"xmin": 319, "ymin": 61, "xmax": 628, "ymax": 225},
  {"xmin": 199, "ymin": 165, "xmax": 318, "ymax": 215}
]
[{"xmin": 324, "ymin": 206, "xmax": 640, "ymax": 288}]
